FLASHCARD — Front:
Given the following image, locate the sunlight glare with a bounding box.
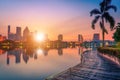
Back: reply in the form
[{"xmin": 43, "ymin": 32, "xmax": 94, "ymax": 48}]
[
  {"xmin": 35, "ymin": 33, "xmax": 45, "ymax": 42},
  {"xmin": 37, "ymin": 49, "xmax": 43, "ymax": 55}
]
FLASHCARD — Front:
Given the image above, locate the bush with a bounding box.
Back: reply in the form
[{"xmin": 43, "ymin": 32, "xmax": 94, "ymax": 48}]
[
  {"xmin": 98, "ymin": 47, "xmax": 120, "ymax": 59},
  {"xmin": 117, "ymin": 42, "xmax": 120, "ymax": 47}
]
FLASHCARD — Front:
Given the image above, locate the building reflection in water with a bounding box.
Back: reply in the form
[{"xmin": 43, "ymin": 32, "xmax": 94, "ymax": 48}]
[
  {"xmin": 7, "ymin": 49, "xmax": 22, "ymax": 65},
  {"xmin": 78, "ymin": 47, "xmax": 84, "ymax": 64},
  {"xmin": 23, "ymin": 51, "xmax": 29, "ymax": 63},
  {"xmin": 1, "ymin": 46, "xmax": 84, "ymax": 65},
  {"xmin": 58, "ymin": 48, "xmax": 63, "ymax": 56}
]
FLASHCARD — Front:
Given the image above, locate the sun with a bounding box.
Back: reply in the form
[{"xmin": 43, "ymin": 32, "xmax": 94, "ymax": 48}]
[{"xmin": 35, "ymin": 33, "xmax": 45, "ymax": 42}]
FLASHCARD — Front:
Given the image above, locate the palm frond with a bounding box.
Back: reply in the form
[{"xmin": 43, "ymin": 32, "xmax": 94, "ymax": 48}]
[
  {"xmin": 91, "ymin": 16, "xmax": 100, "ymax": 29},
  {"xmin": 105, "ymin": 5, "xmax": 117, "ymax": 12},
  {"xmin": 100, "ymin": 0, "xmax": 112, "ymax": 12},
  {"xmin": 106, "ymin": 0, "xmax": 112, "ymax": 5},
  {"xmin": 92, "ymin": 24, "xmax": 95, "ymax": 30},
  {"xmin": 100, "ymin": 0, "xmax": 105, "ymax": 12},
  {"xmin": 116, "ymin": 23, "xmax": 120, "ymax": 28},
  {"xmin": 118, "ymin": 23, "xmax": 120, "ymax": 27},
  {"xmin": 113, "ymin": 23, "xmax": 120, "ymax": 30},
  {"xmin": 103, "ymin": 12, "xmax": 115, "ymax": 30},
  {"xmin": 90, "ymin": 9, "xmax": 101, "ymax": 16},
  {"xmin": 100, "ymin": 21, "xmax": 108, "ymax": 34}
]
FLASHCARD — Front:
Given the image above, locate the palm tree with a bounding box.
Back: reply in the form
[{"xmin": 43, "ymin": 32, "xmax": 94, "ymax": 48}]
[{"xmin": 90, "ymin": 0, "xmax": 117, "ymax": 47}]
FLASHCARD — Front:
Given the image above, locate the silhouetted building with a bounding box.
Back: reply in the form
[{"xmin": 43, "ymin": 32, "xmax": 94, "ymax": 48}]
[
  {"xmin": 78, "ymin": 34, "xmax": 83, "ymax": 42},
  {"xmin": 8, "ymin": 25, "xmax": 11, "ymax": 39},
  {"xmin": 8, "ymin": 25, "xmax": 22, "ymax": 41},
  {"xmin": 16, "ymin": 27, "xmax": 21, "ymax": 41},
  {"xmin": 8, "ymin": 33, "xmax": 16, "ymax": 41},
  {"xmin": 58, "ymin": 34, "xmax": 63, "ymax": 41},
  {"xmin": 23, "ymin": 27, "xmax": 30, "ymax": 41},
  {"xmin": 8, "ymin": 25, "xmax": 10, "ymax": 35},
  {"xmin": 93, "ymin": 33, "xmax": 100, "ymax": 41}
]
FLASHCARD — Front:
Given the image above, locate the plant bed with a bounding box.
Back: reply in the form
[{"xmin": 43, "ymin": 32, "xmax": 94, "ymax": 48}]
[
  {"xmin": 98, "ymin": 47, "xmax": 120, "ymax": 59},
  {"xmin": 98, "ymin": 47, "xmax": 120, "ymax": 65}
]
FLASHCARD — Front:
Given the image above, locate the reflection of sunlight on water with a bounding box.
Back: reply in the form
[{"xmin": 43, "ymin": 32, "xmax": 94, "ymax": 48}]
[{"xmin": 36, "ymin": 49, "xmax": 43, "ymax": 55}]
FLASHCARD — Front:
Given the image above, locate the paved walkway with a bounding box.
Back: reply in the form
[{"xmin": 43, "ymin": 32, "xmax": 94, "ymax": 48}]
[{"xmin": 49, "ymin": 50, "xmax": 120, "ymax": 80}]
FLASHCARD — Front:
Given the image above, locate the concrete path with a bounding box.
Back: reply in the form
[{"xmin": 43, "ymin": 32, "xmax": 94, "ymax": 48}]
[{"xmin": 50, "ymin": 50, "xmax": 120, "ymax": 80}]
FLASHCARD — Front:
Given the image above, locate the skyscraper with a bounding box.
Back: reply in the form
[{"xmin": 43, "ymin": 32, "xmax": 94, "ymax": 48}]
[
  {"xmin": 16, "ymin": 27, "xmax": 21, "ymax": 40},
  {"xmin": 8, "ymin": 25, "xmax": 10, "ymax": 35},
  {"xmin": 8, "ymin": 25, "xmax": 15, "ymax": 40},
  {"xmin": 58, "ymin": 34, "xmax": 63, "ymax": 41},
  {"xmin": 8, "ymin": 25, "xmax": 10, "ymax": 39},
  {"xmin": 16, "ymin": 27, "xmax": 21, "ymax": 36},
  {"xmin": 23, "ymin": 27, "xmax": 30, "ymax": 41},
  {"xmin": 8, "ymin": 25, "xmax": 22, "ymax": 41}
]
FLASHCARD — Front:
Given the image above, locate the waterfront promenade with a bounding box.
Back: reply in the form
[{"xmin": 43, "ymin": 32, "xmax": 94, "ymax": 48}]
[{"xmin": 48, "ymin": 50, "xmax": 120, "ymax": 80}]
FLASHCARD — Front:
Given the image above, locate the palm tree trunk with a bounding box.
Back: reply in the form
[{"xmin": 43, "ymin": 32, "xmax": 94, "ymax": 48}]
[
  {"xmin": 102, "ymin": 30, "xmax": 105, "ymax": 47},
  {"xmin": 102, "ymin": 18, "xmax": 105, "ymax": 47}
]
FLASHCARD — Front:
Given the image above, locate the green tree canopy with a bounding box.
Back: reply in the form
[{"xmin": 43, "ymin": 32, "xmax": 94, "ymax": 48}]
[{"xmin": 113, "ymin": 23, "xmax": 120, "ymax": 42}]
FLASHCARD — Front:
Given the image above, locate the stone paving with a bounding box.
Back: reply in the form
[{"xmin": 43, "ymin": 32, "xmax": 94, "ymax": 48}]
[{"xmin": 48, "ymin": 50, "xmax": 120, "ymax": 80}]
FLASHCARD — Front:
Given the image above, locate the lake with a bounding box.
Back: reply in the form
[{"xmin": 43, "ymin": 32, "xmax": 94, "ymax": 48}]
[{"xmin": 0, "ymin": 47, "xmax": 84, "ymax": 80}]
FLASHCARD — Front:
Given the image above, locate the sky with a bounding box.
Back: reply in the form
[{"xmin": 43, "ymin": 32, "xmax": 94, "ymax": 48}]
[{"xmin": 0, "ymin": 0, "xmax": 120, "ymax": 41}]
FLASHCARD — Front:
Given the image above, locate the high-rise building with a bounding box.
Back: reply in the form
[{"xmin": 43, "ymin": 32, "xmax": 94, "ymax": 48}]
[
  {"xmin": 8, "ymin": 33, "xmax": 16, "ymax": 40},
  {"xmin": 8, "ymin": 25, "xmax": 22, "ymax": 41},
  {"xmin": 78, "ymin": 34, "xmax": 83, "ymax": 42},
  {"xmin": 16, "ymin": 27, "xmax": 21, "ymax": 41},
  {"xmin": 8, "ymin": 25, "xmax": 10, "ymax": 35},
  {"xmin": 8, "ymin": 25, "xmax": 10, "ymax": 39},
  {"xmin": 16, "ymin": 27, "xmax": 21, "ymax": 36},
  {"xmin": 93, "ymin": 33, "xmax": 100, "ymax": 41},
  {"xmin": 23, "ymin": 27, "xmax": 30, "ymax": 41},
  {"xmin": 58, "ymin": 34, "xmax": 63, "ymax": 41},
  {"xmin": 8, "ymin": 25, "xmax": 15, "ymax": 40}
]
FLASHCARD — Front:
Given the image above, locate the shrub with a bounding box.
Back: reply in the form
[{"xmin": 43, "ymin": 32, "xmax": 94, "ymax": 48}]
[{"xmin": 98, "ymin": 47, "xmax": 120, "ymax": 59}]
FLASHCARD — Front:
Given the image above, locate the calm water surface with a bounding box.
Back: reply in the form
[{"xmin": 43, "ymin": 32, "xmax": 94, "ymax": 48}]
[{"xmin": 0, "ymin": 47, "xmax": 84, "ymax": 80}]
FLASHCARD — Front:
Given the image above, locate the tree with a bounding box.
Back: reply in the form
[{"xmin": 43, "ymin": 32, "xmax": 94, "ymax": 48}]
[
  {"xmin": 90, "ymin": 0, "xmax": 117, "ymax": 47},
  {"xmin": 113, "ymin": 23, "xmax": 120, "ymax": 42}
]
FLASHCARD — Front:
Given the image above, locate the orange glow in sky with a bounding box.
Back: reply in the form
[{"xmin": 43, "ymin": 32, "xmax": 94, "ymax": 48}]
[{"xmin": 0, "ymin": 0, "xmax": 120, "ymax": 41}]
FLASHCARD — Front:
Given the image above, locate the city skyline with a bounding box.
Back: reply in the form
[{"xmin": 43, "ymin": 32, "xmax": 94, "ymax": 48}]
[
  {"xmin": 0, "ymin": 0, "xmax": 120, "ymax": 41},
  {"xmin": 7, "ymin": 25, "xmax": 84, "ymax": 42}
]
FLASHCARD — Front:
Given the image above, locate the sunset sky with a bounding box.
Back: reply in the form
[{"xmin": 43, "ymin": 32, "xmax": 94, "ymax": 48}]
[{"xmin": 0, "ymin": 0, "xmax": 120, "ymax": 41}]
